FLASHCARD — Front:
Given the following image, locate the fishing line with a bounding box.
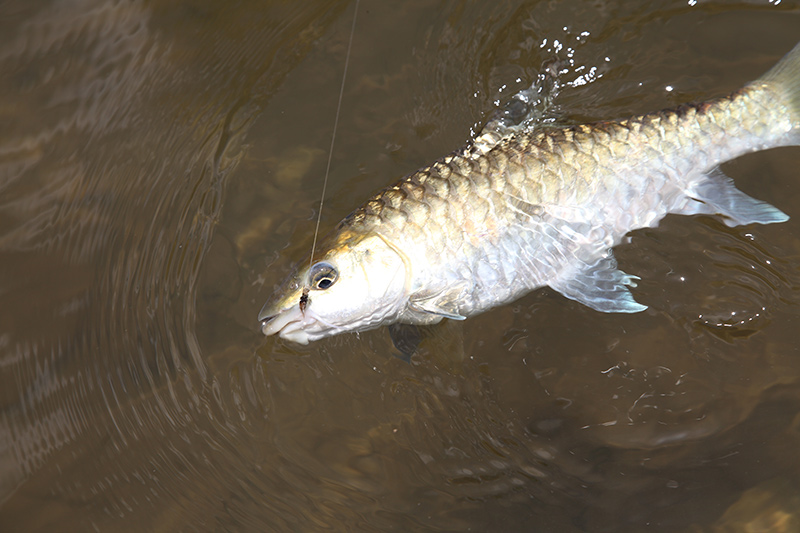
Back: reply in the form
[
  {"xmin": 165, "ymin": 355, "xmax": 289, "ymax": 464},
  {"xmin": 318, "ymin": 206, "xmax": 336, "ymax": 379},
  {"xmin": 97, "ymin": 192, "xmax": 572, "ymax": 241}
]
[{"xmin": 308, "ymin": 0, "xmax": 360, "ymax": 268}]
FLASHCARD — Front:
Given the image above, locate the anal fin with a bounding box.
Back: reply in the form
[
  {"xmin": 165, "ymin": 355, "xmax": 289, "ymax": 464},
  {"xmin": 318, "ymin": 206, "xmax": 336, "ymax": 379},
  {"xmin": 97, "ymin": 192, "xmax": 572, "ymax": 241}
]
[
  {"xmin": 550, "ymin": 253, "xmax": 647, "ymax": 314},
  {"xmin": 687, "ymin": 168, "xmax": 789, "ymax": 227}
]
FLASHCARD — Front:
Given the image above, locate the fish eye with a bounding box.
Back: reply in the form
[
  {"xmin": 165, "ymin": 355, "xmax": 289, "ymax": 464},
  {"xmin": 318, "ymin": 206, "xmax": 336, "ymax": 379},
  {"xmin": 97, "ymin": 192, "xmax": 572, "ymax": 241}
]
[{"xmin": 309, "ymin": 262, "xmax": 338, "ymax": 290}]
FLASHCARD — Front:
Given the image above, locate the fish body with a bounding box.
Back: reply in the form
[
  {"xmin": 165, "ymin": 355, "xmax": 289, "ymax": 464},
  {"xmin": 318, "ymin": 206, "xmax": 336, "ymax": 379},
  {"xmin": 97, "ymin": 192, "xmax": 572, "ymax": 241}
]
[{"xmin": 259, "ymin": 42, "xmax": 800, "ymax": 344}]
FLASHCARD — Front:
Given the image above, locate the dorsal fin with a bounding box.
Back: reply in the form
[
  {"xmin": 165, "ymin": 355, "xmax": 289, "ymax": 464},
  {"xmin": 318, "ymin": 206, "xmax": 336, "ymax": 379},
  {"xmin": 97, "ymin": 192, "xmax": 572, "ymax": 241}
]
[{"xmin": 471, "ymin": 62, "xmax": 561, "ymax": 155}]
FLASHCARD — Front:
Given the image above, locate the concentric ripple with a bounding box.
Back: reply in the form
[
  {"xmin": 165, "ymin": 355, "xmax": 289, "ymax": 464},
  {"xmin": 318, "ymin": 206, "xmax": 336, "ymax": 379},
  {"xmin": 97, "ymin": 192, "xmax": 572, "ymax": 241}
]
[{"xmin": 2, "ymin": 1, "xmax": 800, "ymax": 531}]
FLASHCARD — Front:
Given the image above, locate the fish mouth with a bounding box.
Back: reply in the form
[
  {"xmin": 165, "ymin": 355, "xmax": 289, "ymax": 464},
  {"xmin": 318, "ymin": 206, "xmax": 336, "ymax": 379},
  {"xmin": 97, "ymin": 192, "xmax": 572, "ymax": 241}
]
[{"xmin": 259, "ymin": 305, "xmax": 313, "ymax": 344}]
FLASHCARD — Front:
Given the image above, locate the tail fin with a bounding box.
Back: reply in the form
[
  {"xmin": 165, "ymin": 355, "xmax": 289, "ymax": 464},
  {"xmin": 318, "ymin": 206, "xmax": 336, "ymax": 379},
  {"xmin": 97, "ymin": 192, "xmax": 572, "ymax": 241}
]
[{"xmin": 760, "ymin": 41, "xmax": 800, "ymax": 142}]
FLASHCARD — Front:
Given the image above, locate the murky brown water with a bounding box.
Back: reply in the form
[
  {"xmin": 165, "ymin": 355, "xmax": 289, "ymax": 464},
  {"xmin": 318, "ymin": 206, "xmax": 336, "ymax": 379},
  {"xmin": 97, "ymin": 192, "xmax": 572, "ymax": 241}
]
[{"xmin": 2, "ymin": 1, "xmax": 800, "ymax": 531}]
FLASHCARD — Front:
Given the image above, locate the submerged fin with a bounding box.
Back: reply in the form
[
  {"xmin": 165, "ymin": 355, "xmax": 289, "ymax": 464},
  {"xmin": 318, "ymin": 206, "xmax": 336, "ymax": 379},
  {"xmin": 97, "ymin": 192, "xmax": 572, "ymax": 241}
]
[
  {"xmin": 550, "ymin": 253, "xmax": 647, "ymax": 314},
  {"xmin": 472, "ymin": 61, "xmax": 559, "ymax": 154},
  {"xmin": 387, "ymin": 323, "xmax": 423, "ymax": 362},
  {"xmin": 409, "ymin": 284, "xmax": 468, "ymax": 320},
  {"xmin": 387, "ymin": 321, "xmax": 466, "ymax": 370},
  {"xmin": 687, "ymin": 168, "xmax": 789, "ymax": 227},
  {"xmin": 760, "ymin": 40, "xmax": 800, "ymax": 141}
]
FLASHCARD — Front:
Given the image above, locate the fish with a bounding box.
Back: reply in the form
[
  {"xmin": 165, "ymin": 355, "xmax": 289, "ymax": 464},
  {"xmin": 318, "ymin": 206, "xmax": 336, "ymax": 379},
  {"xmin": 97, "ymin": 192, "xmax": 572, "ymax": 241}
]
[{"xmin": 258, "ymin": 42, "xmax": 800, "ymax": 344}]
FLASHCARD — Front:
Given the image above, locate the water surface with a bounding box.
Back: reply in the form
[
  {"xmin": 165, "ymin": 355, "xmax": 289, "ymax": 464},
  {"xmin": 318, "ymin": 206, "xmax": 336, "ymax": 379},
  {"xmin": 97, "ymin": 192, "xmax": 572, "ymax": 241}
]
[{"xmin": 2, "ymin": 1, "xmax": 800, "ymax": 531}]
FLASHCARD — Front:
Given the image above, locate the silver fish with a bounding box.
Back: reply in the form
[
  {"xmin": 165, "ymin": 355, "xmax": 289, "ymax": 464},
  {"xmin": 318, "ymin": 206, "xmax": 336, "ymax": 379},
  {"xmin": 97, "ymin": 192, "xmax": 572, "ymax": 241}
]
[{"xmin": 259, "ymin": 42, "xmax": 800, "ymax": 344}]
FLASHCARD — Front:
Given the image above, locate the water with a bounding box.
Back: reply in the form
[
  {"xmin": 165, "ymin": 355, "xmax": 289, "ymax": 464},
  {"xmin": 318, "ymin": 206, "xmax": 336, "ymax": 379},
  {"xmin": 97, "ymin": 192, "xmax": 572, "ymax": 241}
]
[{"xmin": 1, "ymin": 1, "xmax": 800, "ymax": 531}]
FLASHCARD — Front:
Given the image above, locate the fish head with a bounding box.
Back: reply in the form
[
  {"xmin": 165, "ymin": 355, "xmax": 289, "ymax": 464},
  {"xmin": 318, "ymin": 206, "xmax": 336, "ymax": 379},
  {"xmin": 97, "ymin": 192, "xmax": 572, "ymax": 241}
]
[{"xmin": 258, "ymin": 231, "xmax": 408, "ymax": 344}]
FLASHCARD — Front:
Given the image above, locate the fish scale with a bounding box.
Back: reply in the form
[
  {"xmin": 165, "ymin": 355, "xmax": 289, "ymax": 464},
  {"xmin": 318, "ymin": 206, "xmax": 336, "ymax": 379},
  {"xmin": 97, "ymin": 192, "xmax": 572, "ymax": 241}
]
[
  {"xmin": 356, "ymin": 90, "xmax": 787, "ymax": 299},
  {"xmin": 259, "ymin": 43, "xmax": 800, "ymax": 344}
]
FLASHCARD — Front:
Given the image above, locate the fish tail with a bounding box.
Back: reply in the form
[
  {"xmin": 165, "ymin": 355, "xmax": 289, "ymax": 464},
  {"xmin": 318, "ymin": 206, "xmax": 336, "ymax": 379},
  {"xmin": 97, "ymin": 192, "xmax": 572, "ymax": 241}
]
[{"xmin": 759, "ymin": 41, "xmax": 800, "ymax": 143}]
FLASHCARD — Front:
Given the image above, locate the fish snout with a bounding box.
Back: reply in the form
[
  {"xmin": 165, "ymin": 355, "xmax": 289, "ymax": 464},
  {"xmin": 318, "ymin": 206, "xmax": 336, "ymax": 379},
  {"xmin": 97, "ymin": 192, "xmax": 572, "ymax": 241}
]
[{"xmin": 259, "ymin": 304, "xmax": 311, "ymax": 344}]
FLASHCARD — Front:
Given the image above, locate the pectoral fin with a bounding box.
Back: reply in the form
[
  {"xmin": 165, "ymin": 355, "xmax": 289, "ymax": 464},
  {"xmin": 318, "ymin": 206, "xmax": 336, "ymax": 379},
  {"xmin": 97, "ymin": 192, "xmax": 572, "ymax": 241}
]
[
  {"xmin": 550, "ymin": 253, "xmax": 647, "ymax": 313},
  {"xmin": 409, "ymin": 284, "xmax": 468, "ymax": 320},
  {"xmin": 687, "ymin": 168, "xmax": 789, "ymax": 226}
]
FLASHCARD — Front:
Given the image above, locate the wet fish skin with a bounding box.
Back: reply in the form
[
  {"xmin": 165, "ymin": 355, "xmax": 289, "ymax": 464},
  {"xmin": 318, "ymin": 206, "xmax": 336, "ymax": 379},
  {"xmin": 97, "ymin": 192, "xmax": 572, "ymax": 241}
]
[{"xmin": 259, "ymin": 42, "xmax": 800, "ymax": 344}]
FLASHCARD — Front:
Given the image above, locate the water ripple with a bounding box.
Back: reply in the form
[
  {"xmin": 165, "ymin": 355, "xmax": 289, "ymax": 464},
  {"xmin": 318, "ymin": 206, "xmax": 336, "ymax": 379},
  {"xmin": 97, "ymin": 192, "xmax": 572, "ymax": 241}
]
[{"xmin": 2, "ymin": 1, "xmax": 800, "ymax": 531}]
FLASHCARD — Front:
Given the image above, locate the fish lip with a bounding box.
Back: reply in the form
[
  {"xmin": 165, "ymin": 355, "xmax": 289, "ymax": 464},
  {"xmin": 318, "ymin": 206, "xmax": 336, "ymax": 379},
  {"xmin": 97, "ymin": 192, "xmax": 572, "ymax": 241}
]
[
  {"xmin": 259, "ymin": 305, "xmax": 313, "ymax": 342},
  {"xmin": 257, "ymin": 301, "xmax": 277, "ymax": 322},
  {"xmin": 258, "ymin": 315, "xmax": 276, "ymax": 335}
]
